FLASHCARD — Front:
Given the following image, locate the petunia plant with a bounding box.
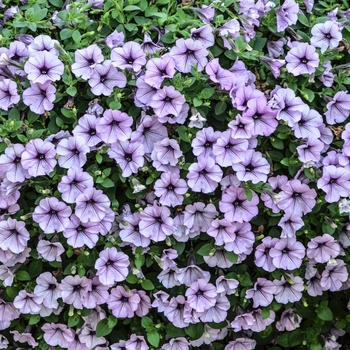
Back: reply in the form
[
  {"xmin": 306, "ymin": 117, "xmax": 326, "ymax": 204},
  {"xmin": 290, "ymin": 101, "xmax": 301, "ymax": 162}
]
[{"xmin": 1, "ymin": 0, "xmax": 350, "ymax": 349}]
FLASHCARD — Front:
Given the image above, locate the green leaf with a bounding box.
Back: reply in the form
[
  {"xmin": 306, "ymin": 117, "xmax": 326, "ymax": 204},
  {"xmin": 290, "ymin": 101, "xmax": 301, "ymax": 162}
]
[
  {"xmin": 281, "ymin": 158, "xmax": 290, "ymax": 166},
  {"xmin": 141, "ymin": 279, "xmax": 155, "ymax": 290},
  {"xmin": 310, "ymin": 344, "xmax": 322, "ymax": 350},
  {"xmin": 215, "ymin": 101, "xmax": 227, "ymax": 115},
  {"xmin": 101, "ymin": 178, "xmax": 115, "ymax": 188},
  {"xmin": 299, "ymin": 88, "xmax": 315, "ymax": 102},
  {"xmin": 317, "ymin": 306, "xmax": 333, "ymax": 321},
  {"xmin": 141, "ymin": 316, "xmax": 153, "ymax": 329},
  {"xmin": 262, "ymin": 309, "xmax": 271, "ymax": 320},
  {"xmin": 32, "ymin": 8, "xmax": 48, "ymax": 21},
  {"xmin": 124, "ymin": 5, "xmax": 140, "ymax": 11},
  {"xmin": 27, "ymin": 22, "xmax": 37, "ymax": 32},
  {"xmin": 96, "ymin": 319, "xmax": 113, "ymax": 337},
  {"xmin": 126, "ymin": 273, "xmax": 138, "ymax": 284},
  {"xmin": 245, "ymin": 188, "xmax": 253, "ymax": 201},
  {"xmin": 107, "ymin": 315, "xmax": 118, "ymax": 328},
  {"xmin": 161, "ymin": 32, "xmax": 176, "ymax": 44},
  {"xmin": 176, "ymin": 125, "xmax": 190, "ymax": 142},
  {"xmin": 29, "ymin": 314, "xmax": 41, "ymax": 325},
  {"xmin": 5, "ymin": 286, "xmax": 19, "ymax": 300},
  {"xmin": 197, "ymin": 243, "xmax": 214, "ymax": 256},
  {"xmin": 16, "ymin": 270, "xmax": 31, "ymax": 281},
  {"xmin": 67, "ymin": 86, "xmax": 77, "ymax": 96},
  {"xmin": 165, "ymin": 323, "xmax": 186, "ymax": 337},
  {"xmin": 276, "ymin": 330, "xmax": 303, "ymax": 347},
  {"xmin": 193, "ymin": 98, "xmax": 202, "ymax": 107},
  {"xmin": 226, "ymin": 251, "xmax": 238, "ymax": 263},
  {"xmin": 29, "ymin": 260, "xmax": 42, "ymax": 278},
  {"xmin": 200, "ymin": 87, "xmax": 215, "ymax": 99},
  {"xmin": 68, "ymin": 314, "xmax": 81, "ymax": 327},
  {"xmin": 147, "ymin": 332, "xmax": 160, "ymax": 347},
  {"xmin": 72, "ymin": 30, "xmax": 81, "ymax": 43},
  {"xmin": 298, "ymin": 12, "xmax": 310, "ymax": 27},
  {"xmin": 271, "ymin": 138, "xmax": 284, "ymax": 150},
  {"xmin": 49, "ymin": 0, "xmax": 63, "ymax": 7},
  {"xmin": 185, "ymin": 323, "xmax": 204, "ymax": 340},
  {"xmin": 60, "ymin": 28, "xmax": 73, "ymax": 40}
]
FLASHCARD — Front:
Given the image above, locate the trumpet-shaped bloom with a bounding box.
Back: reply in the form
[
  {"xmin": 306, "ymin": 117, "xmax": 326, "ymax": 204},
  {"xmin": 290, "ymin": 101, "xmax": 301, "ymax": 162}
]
[
  {"xmin": 285, "ymin": 43, "xmax": 319, "ymax": 76},
  {"xmin": 325, "ymin": 91, "xmax": 350, "ymax": 125},
  {"xmin": 107, "ymin": 286, "xmax": 141, "ymax": 318},
  {"xmin": 0, "ymin": 79, "xmax": 20, "ymax": 111},
  {"xmin": 311, "ymin": 21, "xmax": 342, "ymax": 53},
  {"xmin": 56, "ymin": 136, "xmax": 90, "ymax": 169},
  {"xmin": 275, "ymin": 0, "xmax": 299, "ymax": 32},
  {"xmin": 307, "ymin": 234, "xmax": 340, "ymax": 263},
  {"xmin": 0, "ymin": 144, "xmax": 27, "ymax": 182},
  {"xmin": 0, "ymin": 218, "xmax": 29, "ymax": 254}
]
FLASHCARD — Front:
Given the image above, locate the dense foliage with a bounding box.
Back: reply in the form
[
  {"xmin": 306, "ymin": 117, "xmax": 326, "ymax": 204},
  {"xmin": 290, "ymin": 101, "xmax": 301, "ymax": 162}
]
[{"xmin": 1, "ymin": 0, "xmax": 350, "ymax": 349}]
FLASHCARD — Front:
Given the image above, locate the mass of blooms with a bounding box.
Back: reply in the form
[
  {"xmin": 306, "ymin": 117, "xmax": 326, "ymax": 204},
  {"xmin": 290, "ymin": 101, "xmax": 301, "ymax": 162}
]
[{"xmin": 1, "ymin": 0, "xmax": 350, "ymax": 349}]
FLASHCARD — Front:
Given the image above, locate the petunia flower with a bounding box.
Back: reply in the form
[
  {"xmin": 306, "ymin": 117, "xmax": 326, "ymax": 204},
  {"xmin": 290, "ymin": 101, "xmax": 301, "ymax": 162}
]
[
  {"xmin": 34, "ymin": 272, "xmax": 61, "ymax": 309},
  {"xmin": 82, "ymin": 276, "xmax": 109, "ymax": 309},
  {"xmin": 292, "ymin": 105, "xmax": 323, "ymax": 140},
  {"xmin": 185, "ymin": 279, "xmax": 217, "ymax": 312},
  {"xmin": 164, "ymin": 295, "xmax": 192, "ymax": 328},
  {"xmin": 321, "ymin": 259, "xmax": 349, "ymax": 292},
  {"xmin": 191, "ymin": 127, "xmax": 221, "ymax": 159},
  {"xmin": 71, "ymin": 44, "xmax": 104, "ymax": 79},
  {"xmin": 205, "ymin": 59, "xmax": 236, "ymax": 91},
  {"xmin": 324, "ymin": 91, "xmax": 350, "ymax": 125},
  {"xmin": 56, "ymin": 136, "xmax": 90, "ymax": 169},
  {"xmin": 10, "ymin": 330, "xmax": 38, "ymax": 348},
  {"xmin": 72, "ymin": 113, "xmax": 102, "ymax": 148},
  {"xmin": 13, "ymin": 290, "xmax": 43, "ymax": 314},
  {"xmin": 41, "ymin": 323, "xmax": 75, "ymax": 348},
  {"xmin": 250, "ymin": 309, "xmax": 275, "ymax": 333},
  {"xmin": 27, "ymin": 35, "xmax": 59, "ymax": 56},
  {"xmin": 22, "ymin": 81, "xmax": 56, "ymax": 115},
  {"xmin": 276, "ymin": 308, "xmax": 302, "ymax": 331},
  {"xmin": 111, "ymin": 41, "xmax": 146, "ymax": 72},
  {"xmin": 107, "ymin": 286, "xmax": 141, "ymax": 318},
  {"xmin": 285, "ymin": 42, "xmax": 320, "ymax": 76},
  {"xmin": 33, "ymin": 197, "xmax": 72, "ymax": 234},
  {"xmin": 59, "ymin": 275, "xmax": 92, "ymax": 309},
  {"xmin": 307, "ymin": 234, "xmax": 340, "ymax": 263},
  {"xmin": 151, "ymin": 138, "xmax": 182, "ymax": 166},
  {"xmin": 0, "ymin": 218, "xmax": 29, "ymax": 254},
  {"xmin": 311, "ymin": 21, "xmax": 342, "ymax": 53},
  {"xmin": 79, "ymin": 326, "xmax": 106, "ymax": 349},
  {"xmin": 245, "ymin": 278, "xmax": 276, "ymax": 307},
  {"xmin": 275, "ymin": 0, "xmax": 299, "ymax": 32},
  {"xmin": 119, "ymin": 213, "xmax": 150, "ymax": 248},
  {"xmin": 95, "ymin": 247, "xmax": 130, "ymax": 286},
  {"xmin": 88, "ymin": 60, "xmax": 126, "ymax": 96},
  {"xmin": 144, "ymin": 56, "xmax": 176, "ymax": 89},
  {"xmin": 190, "ymin": 24, "xmax": 215, "ymax": 48},
  {"xmin": 0, "ymin": 144, "xmax": 27, "ymax": 183},
  {"xmin": 24, "ymin": 50, "xmax": 64, "ymax": 84},
  {"xmin": 105, "ymin": 30, "xmax": 125, "ymax": 49},
  {"xmin": 0, "ymin": 79, "xmax": 20, "ymax": 111},
  {"xmin": 36, "ymin": 240, "xmax": 65, "ymax": 261},
  {"xmin": 273, "ymin": 275, "xmax": 304, "ymax": 304},
  {"xmin": 21, "ymin": 138, "xmax": 57, "ymax": 177},
  {"xmin": 162, "ymin": 337, "xmax": 190, "ymax": 350}
]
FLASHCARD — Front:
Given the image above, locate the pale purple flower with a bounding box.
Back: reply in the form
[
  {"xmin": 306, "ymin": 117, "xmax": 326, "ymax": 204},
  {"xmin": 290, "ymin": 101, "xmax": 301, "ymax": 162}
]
[
  {"xmin": 177, "ymin": 263, "xmax": 210, "ymax": 287},
  {"xmin": 154, "ymin": 172, "xmax": 188, "ymax": 207},
  {"xmin": 151, "ymin": 138, "xmax": 182, "ymax": 166},
  {"xmin": 72, "ymin": 114, "xmax": 102, "ymax": 148},
  {"xmin": 267, "ymin": 38, "xmax": 287, "ymax": 58},
  {"xmin": 56, "ymin": 136, "xmax": 90, "ymax": 169},
  {"xmin": 311, "ymin": 21, "xmax": 342, "ymax": 53},
  {"xmin": 217, "ymin": 19, "xmax": 241, "ymax": 49},
  {"xmin": 152, "ymin": 291, "xmax": 170, "ymax": 313},
  {"xmin": 13, "ymin": 290, "xmax": 43, "ymax": 314},
  {"xmin": 0, "ymin": 265, "xmax": 15, "ymax": 287},
  {"xmin": 57, "ymin": 167, "xmax": 94, "ymax": 204},
  {"xmin": 10, "ymin": 330, "xmax": 38, "ymax": 348},
  {"xmin": 108, "ymin": 140, "xmax": 144, "ymax": 177},
  {"xmin": 231, "ymin": 313, "xmax": 255, "ymax": 332},
  {"xmin": 163, "ymin": 295, "xmax": 191, "ymax": 328},
  {"xmin": 276, "ymin": 308, "xmax": 302, "ymax": 331},
  {"xmin": 139, "ymin": 204, "xmax": 173, "ymax": 242},
  {"xmin": 33, "ymin": 197, "xmax": 71, "ymax": 234},
  {"xmin": 37, "ymin": 240, "xmax": 65, "ymax": 261},
  {"xmin": 22, "ymin": 81, "xmax": 56, "ymax": 114},
  {"xmin": 71, "ymin": 44, "xmax": 104, "ymax": 79},
  {"xmin": 59, "ymin": 275, "xmax": 92, "ymax": 309},
  {"xmin": 191, "ymin": 4, "xmax": 215, "ymax": 24},
  {"xmin": 269, "ymin": 237, "xmax": 305, "ymax": 270},
  {"xmin": 149, "ymin": 86, "xmax": 186, "ymax": 119},
  {"xmin": 24, "ymin": 50, "xmax": 64, "ymax": 84},
  {"xmin": 285, "ymin": 42, "xmax": 320, "ymax": 76},
  {"xmin": 125, "ymin": 335, "xmax": 149, "ymax": 350},
  {"xmin": 292, "ymin": 105, "xmax": 323, "ymax": 140},
  {"xmin": 63, "ymin": 214, "xmax": 100, "ymax": 249},
  {"xmin": 34, "ymin": 272, "xmax": 61, "ymax": 309},
  {"xmin": 141, "ymin": 32, "xmax": 162, "ymax": 55},
  {"xmin": 187, "ymin": 156, "xmax": 223, "ymax": 194},
  {"xmin": 219, "ymin": 187, "xmax": 259, "ymax": 223},
  {"xmin": 82, "ymin": 276, "xmax": 109, "ymax": 309},
  {"xmin": 205, "ymin": 59, "xmax": 236, "ymax": 90},
  {"xmin": 79, "ymin": 326, "xmax": 106, "ymax": 349},
  {"xmin": 144, "ymin": 56, "xmax": 176, "ymax": 89},
  {"xmin": 119, "ymin": 213, "xmax": 150, "ymax": 248},
  {"xmin": 207, "ymin": 218, "xmax": 236, "ymax": 246},
  {"xmin": 199, "ymin": 294, "xmax": 230, "ymax": 323},
  {"xmin": 259, "ymin": 56, "xmax": 285, "ymax": 78},
  {"xmin": 278, "ymin": 213, "xmax": 304, "ymax": 238},
  {"xmin": 21, "ymin": 138, "xmax": 57, "ymax": 177},
  {"xmin": 225, "ymin": 222, "xmax": 254, "ymax": 255},
  {"xmin": 296, "ymin": 137, "xmax": 324, "ymax": 163},
  {"xmin": 0, "ymin": 218, "xmax": 29, "ymax": 254},
  {"xmin": 250, "ymin": 309, "xmax": 275, "ymax": 333},
  {"xmin": 185, "ymin": 279, "xmax": 217, "ymax": 312},
  {"xmin": 245, "ymin": 278, "xmax": 276, "ymax": 307},
  {"xmin": 89, "ymin": 60, "xmax": 126, "ymax": 96},
  {"xmin": 233, "ymin": 85, "xmax": 264, "ymax": 111},
  {"xmin": 216, "ymin": 276, "xmax": 239, "ymax": 295},
  {"xmin": 325, "ymin": 91, "xmax": 350, "ymax": 125},
  {"xmin": 95, "ymin": 247, "xmax": 130, "ymax": 286},
  {"xmin": 0, "ymin": 298, "xmax": 20, "ymax": 327},
  {"xmin": 168, "ymin": 38, "xmax": 208, "ymax": 73},
  {"xmin": 41, "ymin": 323, "xmax": 75, "ymax": 348},
  {"xmin": 27, "ymin": 35, "xmax": 59, "ymax": 56},
  {"xmin": 307, "ymin": 273, "xmax": 323, "ymax": 296},
  {"xmin": 111, "ymin": 41, "xmax": 146, "ymax": 72},
  {"xmin": 133, "ymin": 289, "xmax": 151, "ymax": 317},
  {"xmin": 162, "ymin": 337, "xmax": 189, "ymax": 350},
  {"xmin": 275, "ymin": 0, "xmax": 299, "ymax": 32},
  {"xmin": 274, "ymin": 275, "xmax": 304, "ymax": 304},
  {"xmin": 134, "ymin": 77, "xmax": 157, "ymax": 107},
  {"xmin": 75, "ymin": 188, "xmax": 111, "ymax": 223},
  {"xmin": 307, "ymin": 234, "xmax": 340, "ymax": 263},
  {"xmin": 321, "ymin": 259, "xmax": 349, "ymax": 291},
  {"xmin": 190, "ymin": 24, "xmax": 215, "ymax": 49},
  {"xmin": 0, "ymin": 79, "xmax": 20, "ymax": 111},
  {"xmin": 107, "ymin": 286, "xmax": 141, "ymax": 318},
  {"xmin": 0, "ymin": 144, "xmax": 27, "ymax": 183},
  {"xmin": 191, "ymin": 127, "xmax": 221, "ymax": 159}
]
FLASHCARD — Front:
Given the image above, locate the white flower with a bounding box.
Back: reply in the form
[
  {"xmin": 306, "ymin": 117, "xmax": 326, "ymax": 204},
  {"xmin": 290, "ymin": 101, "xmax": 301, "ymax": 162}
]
[
  {"xmin": 338, "ymin": 198, "xmax": 350, "ymax": 213},
  {"xmin": 131, "ymin": 178, "xmax": 146, "ymax": 193},
  {"xmin": 188, "ymin": 107, "xmax": 206, "ymax": 128}
]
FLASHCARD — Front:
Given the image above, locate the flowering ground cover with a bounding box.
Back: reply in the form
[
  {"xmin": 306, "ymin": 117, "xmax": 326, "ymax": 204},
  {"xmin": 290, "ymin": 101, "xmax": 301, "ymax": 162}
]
[{"xmin": 1, "ymin": 0, "xmax": 350, "ymax": 349}]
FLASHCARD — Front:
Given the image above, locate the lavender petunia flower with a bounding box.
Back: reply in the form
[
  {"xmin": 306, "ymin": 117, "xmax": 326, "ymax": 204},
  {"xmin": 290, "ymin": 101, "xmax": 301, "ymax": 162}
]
[
  {"xmin": 107, "ymin": 286, "xmax": 140, "ymax": 318},
  {"xmin": 187, "ymin": 157, "xmax": 223, "ymax": 194},
  {"xmin": 307, "ymin": 234, "xmax": 340, "ymax": 263},
  {"xmin": 134, "ymin": 77, "xmax": 157, "ymax": 107},
  {"xmin": 13, "ymin": 290, "xmax": 43, "ymax": 314},
  {"xmin": 0, "ymin": 144, "xmax": 27, "ymax": 182},
  {"xmin": 311, "ymin": 21, "xmax": 342, "ymax": 53},
  {"xmin": 24, "ymin": 50, "xmax": 64, "ymax": 84},
  {"xmin": 72, "ymin": 113, "xmax": 102, "ymax": 148},
  {"xmin": 277, "ymin": 179, "xmax": 317, "ymax": 215},
  {"xmin": 75, "ymin": 188, "xmax": 111, "ymax": 223},
  {"xmin": 33, "ymin": 197, "xmax": 72, "ymax": 234},
  {"xmin": 108, "ymin": 140, "xmax": 145, "ymax": 177},
  {"xmin": 296, "ymin": 137, "xmax": 324, "ymax": 163},
  {"xmin": 190, "ymin": 24, "xmax": 215, "ymax": 48},
  {"xmin": 278, "ymin": 213, "xmax": 304, "ymax": 238},
  {"xmin": 21, "ymin": 138, "xmax": 57, "ymax": 177},
  {"xmin": 168, "ymin": 38, "xmax": 208, "ymax": 73},
  {"xmin": 250, "ymin": 309, "xmax": 275, "ymax": 333},
  {"xmin": 164, "ymin": 295, "xmax": 192, "ymax": 328},
  {"xmin": 125, "ymin": 334, "xmax": 149, "ymax": 350},
  {"xmin": 276, "ymin": 308, "xmax": 302, "ymax": 331},
  {"xmin": 59, "ymin": 275, "xmax": 92, "ymax": 309},
  {"xmin": 71, "ymin": 44, "xmax": 104, "ymax": 79},
  {"xmin": 22, "ymin": 81, "xmax": 56, "ymax": 114},
  {"xmin": 63, "ymin": 214, "xmax": 100, "ymax": 249},
  {"xmin": 259, "ymin": 56, "xmax": 285, "ymax": 78},
  {"xmin": 267, "ymin": 38, "xmax": 287, "ymax": 58},
  {"xmin": 144, "ymin": 56, "xmax": 176, "ymax": 89},
  {"xmin": 141, "ymin": 32, "xmax": 162, "ymax": 55},
  {"xmin": 275, "ymin": 0, "xmax": 299, "ymax": 32},
  {"xmin": 119, "ymin": 213, "xmax": 150, "ymax": 247},
  {"xmin": 34, "ymin": 272, "xmax": 61, "ymax": 309},
  {"xmin": 162, "ymin": 337, "xmax": 189, "ymax": 350},
  {"xmin": 79, "ymin": 326, "xmax": 106, "ymax": 349},
  {"xmin": 231, "ymin": 313, "xmax": 256, "ymax": 332},
  {"xmin": 0, "ymin": 218, "xmax": 29, "ymax": 254},
  {"xmin": 41, "ymin": 323, "xmax": 75, "ymax": 348},
  {"xmin": 37, "ymin": 239, "xmax": 64, "ymax": 262},
  {"xmin": 97, "ymin": 109, "xmax": 133, "ymax": 144},
  {"xmin": 139, "ymin": 204, "xmax": 173, "ymax": 242},
  {"xmin": 325, "ymin": 91, "xmax": 350, "ymax": 125},
  {"xmin": 27, "ymin": 35, "xmax": 59, "ymax": 56},
  {"xmin": 57, "ymin": 167, "xmax": 94, "ymax": 204},
  {"xmin": 191, "ymin": 4, "xmax": 215, "ymax": 23},
  {"xmin": 88, "ymin": 60, "xmax": 126, "ymax": 96},
  {"xmin": 105, "ymin": 30, "xmax": 125, "ymax": 49},
  {"xmin": 151, "ymin": 138, "xmax": 182, "ymax": 166},
  {"xmin": 321, "ymin": 259, "xmax": 348, "ymax": 291},
  {"xmin": 217, "ymin": 19, "xmax": 241, "ymax": 49},
  {"xmin": 149, "ymin": 86, "xmax": 185, "ymax": 119},
  {"xmin": 292, "ymin": 106, "xmax": 323, "ymax": 140},
  {"xmin": 219, "ymin": 187, "xmax": 259, "ymax": 223},
  {"xmin": 0, "ymin": 79, "xmax": 20, "ymax": 111},
  {"xmin": 317, "ymin": 165, "xmax": 350, "ymax": 203},
  {"xmin": 111, "ymin": 41, "xmax": 146, "ymax": 72},
  {"xmin": 154, "ymin": 172, "xmax": 188, "ymax": 207},
  {"xmin": 274, "ymin": 275, "xmax": 304, "ymax": 304},
  {"xmin": 245, "ymin": 278, "xmax": 276, "ymax": 307},
  {"xmin": 95, "ymin": 247, "xmax": 130, "ymax": 286},
  {"xmin": 185, "ymin": 279, "xmax": 217, "ymax": 312},
  {"xmin": 269, "ymin": 237, "xmax": 305, "ymax": 270},
  {"xmin": 191, "ymin": 127, "xmax": 221, "ymax": 159},
  {"xmin": 206, "ymin": 59, "xmax": 236, "ymax": 91},
  {"xmin": 82, "ymin": 277, "xmax": 109, "ymax": 309},
  {"xmin": 10, "ymin": 331, "xmax": 38, "ymax": 348},
  {"xmin": 56, "ymin": 136, "xmax": 90, "ymax": 169},
  {"xmin": 225, "ymin": 222, "xmax": 254, "ymax": 255},
  {"xmin": 285, "ymin": 42, "xmax": 320, "ymax": 76}
]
